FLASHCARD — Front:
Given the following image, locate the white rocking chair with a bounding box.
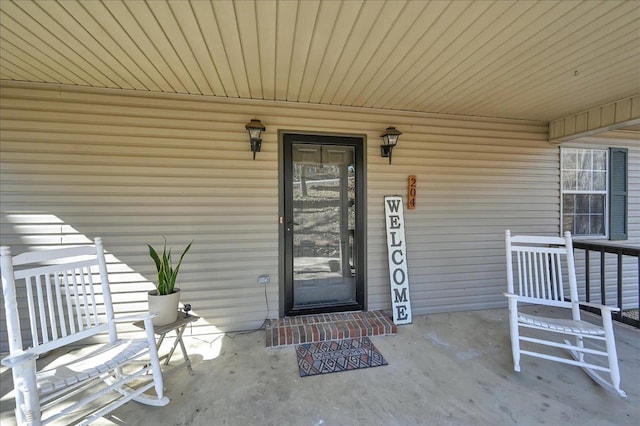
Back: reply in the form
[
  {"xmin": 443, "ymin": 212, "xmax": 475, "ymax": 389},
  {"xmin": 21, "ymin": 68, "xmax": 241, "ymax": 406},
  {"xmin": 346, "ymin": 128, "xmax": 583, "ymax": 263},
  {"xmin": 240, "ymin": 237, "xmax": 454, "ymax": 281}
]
[
  {"xmin": 504, "ymin": 230, "xmax": 626, "ymax": 397},
  {"xmin": 1, "ymin": 238, "xmax": 169, "ymax": 425}
]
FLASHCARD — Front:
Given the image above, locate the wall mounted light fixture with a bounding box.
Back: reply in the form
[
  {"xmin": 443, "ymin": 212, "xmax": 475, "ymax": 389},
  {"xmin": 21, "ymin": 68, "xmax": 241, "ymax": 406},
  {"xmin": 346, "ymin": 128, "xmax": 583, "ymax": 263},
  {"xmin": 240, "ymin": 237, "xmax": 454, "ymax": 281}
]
[
  {"xmin": 245, "ymin": 119, "xmax": 266, "ymax": 160},
  {"xmin": 380, "ymin": 127, "xmax": 402, "ymax": 164}
]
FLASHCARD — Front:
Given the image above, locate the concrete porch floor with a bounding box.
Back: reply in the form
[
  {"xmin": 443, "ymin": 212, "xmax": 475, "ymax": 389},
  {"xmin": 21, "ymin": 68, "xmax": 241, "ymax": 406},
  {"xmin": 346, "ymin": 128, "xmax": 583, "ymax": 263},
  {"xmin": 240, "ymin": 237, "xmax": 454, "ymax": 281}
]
[{"xmin": 2, "ymin": 307, "xmax": 639, "ymax": 426}]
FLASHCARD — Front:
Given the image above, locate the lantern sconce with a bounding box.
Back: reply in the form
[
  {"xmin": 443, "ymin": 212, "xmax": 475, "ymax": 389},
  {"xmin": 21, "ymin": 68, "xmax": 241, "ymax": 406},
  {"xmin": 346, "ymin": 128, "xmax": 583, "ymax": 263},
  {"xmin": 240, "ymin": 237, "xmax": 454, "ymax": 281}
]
[
  {"xmin": 380, "ymin": 126, "xmax": 402, "ymax": 164},
  {"xmin": 245, "ymin": 119, "xmax": 266, "ymax": 160}
]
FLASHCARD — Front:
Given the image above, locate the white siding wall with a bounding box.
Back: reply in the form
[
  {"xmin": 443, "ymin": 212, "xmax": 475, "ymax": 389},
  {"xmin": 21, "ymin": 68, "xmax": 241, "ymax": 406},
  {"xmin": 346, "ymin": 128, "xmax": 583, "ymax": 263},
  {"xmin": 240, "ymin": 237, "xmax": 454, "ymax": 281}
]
[
  {"xmin": 367, "ymin": 123, "xmax": 556, "ymax": 313},
  {"xmin": 1, "ymin": 82, "xmax": 557, "ymax": 350}
]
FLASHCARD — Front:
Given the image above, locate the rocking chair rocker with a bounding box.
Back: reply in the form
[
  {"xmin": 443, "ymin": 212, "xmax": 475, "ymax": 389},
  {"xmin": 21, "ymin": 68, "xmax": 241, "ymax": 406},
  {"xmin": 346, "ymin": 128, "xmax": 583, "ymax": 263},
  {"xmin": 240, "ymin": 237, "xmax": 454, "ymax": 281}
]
[
  {"xmin": 1, "ymin": 238, "xmax": 169, "ymax": 425},
  {"xmin": 504, "ymin": 230, "xmax": 626, "ymax": 397}
]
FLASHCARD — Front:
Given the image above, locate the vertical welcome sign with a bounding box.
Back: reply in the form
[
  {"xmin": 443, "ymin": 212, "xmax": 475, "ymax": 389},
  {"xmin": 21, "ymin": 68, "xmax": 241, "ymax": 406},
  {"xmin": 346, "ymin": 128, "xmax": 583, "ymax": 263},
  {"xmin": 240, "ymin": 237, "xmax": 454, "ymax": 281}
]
[{"xmin": 384, "ymin": 196, "xmax": 412, "ymax": 325}]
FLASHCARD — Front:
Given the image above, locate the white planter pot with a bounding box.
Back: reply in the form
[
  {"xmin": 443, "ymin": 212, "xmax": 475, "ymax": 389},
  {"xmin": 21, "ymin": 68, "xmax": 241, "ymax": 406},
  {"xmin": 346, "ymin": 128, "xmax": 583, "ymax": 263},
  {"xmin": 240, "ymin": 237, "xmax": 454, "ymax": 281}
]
[{"xmin": 148, "ymin": 288, "xmax": 180, "ymax": 326}]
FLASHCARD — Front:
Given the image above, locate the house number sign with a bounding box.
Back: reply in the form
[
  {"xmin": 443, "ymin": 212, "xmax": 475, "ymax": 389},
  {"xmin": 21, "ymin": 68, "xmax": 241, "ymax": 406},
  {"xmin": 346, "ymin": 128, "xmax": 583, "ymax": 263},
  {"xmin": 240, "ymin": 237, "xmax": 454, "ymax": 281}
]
[
  {"xmin": 407, "ymin": 175, "xmax": 416, "ymax": 209},
  {"xmin": 384, "ymin": 196, "xmax": 412, "ymax": 325}
]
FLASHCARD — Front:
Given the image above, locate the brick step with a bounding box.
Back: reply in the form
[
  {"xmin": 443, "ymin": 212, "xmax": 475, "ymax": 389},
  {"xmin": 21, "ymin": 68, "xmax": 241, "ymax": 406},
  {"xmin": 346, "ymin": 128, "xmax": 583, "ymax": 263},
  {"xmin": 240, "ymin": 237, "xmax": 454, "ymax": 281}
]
[{"xmin": 265, "ymin": 310, "xmax": 396, "ymax": 347}]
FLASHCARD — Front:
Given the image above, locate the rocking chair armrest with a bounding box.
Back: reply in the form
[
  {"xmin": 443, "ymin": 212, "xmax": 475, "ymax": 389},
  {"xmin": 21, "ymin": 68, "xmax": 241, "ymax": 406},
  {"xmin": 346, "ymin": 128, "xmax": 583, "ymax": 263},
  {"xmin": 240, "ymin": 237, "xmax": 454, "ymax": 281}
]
[
  {"xmin": 1, "ymin": 349, "xmax": 38, "ymax": 368},
  {"xmin": 578, "ymin": 301, "xmax": 621, "ymax": 313},
  {"xmin": 503, "ymin": 293, "xmax": 520, "ymax": 312},
  {"xmin": 113, "ymin": 312, "xmax": 159, "ymax": 324}
]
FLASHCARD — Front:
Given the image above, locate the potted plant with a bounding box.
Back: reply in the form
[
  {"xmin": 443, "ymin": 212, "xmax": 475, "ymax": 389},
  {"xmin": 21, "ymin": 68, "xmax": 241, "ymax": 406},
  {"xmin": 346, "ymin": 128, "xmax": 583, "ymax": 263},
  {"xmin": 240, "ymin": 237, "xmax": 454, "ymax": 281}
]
[{"xmin": 147, "ymin": 238, "xmax": 193, "ymax": 326}]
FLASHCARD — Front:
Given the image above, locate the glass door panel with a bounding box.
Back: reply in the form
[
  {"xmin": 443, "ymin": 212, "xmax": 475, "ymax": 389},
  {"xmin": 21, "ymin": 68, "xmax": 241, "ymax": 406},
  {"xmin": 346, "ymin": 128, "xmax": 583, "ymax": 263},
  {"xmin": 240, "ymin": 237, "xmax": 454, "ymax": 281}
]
[{"xmin": 291, "ymin": 144, "xmax": 355, "ymax": 308}]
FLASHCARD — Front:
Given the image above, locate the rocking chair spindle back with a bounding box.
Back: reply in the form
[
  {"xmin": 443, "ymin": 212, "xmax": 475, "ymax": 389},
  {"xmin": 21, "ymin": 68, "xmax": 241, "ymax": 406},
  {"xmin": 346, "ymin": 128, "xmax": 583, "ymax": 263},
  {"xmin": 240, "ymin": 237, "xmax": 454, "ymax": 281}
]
[
  {"xmin": 504, "ymin": 230, "xmax": 626, "ymax": 398},
  {"xmin": 1, "ymin": 238, "xmax": 169, "ymax": 425}
]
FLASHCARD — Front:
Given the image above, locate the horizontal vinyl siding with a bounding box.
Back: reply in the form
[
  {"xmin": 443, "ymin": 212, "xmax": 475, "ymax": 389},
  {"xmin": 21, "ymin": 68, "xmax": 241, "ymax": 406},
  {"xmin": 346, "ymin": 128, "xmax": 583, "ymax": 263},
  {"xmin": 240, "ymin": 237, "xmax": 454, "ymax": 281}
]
[
  {"xmin": 367, "ymin": 135, "xmax": 557, "ymax": 314},
  {"xmin": 1, "ymin": 82, "xmax": 551, "ymax": 350},
  {"xmin": 0, "ymin": 84, "xmax": 282, "ymax": 349}
]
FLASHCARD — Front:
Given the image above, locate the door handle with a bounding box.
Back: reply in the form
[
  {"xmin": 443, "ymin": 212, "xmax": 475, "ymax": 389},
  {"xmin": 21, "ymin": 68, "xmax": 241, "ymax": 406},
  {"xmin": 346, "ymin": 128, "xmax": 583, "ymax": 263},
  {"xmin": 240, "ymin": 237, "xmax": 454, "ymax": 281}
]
[{"xmin": 286, "ymin": 221, "xmax": 299, "ymax": 232}]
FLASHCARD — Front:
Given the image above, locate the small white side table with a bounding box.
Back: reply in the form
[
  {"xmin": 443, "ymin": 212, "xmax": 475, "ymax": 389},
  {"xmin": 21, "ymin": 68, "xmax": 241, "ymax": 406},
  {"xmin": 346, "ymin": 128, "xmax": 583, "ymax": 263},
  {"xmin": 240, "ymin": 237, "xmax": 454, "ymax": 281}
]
[{"xmin": 134, "ymin": 314, "xmax": 200, "ymax": 375}]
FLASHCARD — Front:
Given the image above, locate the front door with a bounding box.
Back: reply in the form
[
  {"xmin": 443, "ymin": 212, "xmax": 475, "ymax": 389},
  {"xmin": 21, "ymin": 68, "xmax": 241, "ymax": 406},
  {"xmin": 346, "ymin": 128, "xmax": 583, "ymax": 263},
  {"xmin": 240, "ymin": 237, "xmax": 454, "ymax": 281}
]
[{"xmin": 282, "ymin": 133, "xmax": 365, "ymax": 316}]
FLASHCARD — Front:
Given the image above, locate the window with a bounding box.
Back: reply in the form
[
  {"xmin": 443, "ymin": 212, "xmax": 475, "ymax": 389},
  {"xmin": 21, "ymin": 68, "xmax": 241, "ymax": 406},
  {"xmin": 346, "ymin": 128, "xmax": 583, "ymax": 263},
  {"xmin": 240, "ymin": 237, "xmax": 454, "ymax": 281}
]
[
  {"xmin": 561, "ymin": 148, "xmax": 607, "ymax": 236},
  {"xmin": 561, "ymin": 147, "xmax": 628, "ymax": 239}
]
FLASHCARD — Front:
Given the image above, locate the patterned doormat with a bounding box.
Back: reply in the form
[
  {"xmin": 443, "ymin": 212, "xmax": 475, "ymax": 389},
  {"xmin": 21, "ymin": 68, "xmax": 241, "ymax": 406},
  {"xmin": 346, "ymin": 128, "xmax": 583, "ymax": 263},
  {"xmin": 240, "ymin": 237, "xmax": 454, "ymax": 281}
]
[{"xmin": 295, "ymin": 337, "xmax": 388, "ymax": 377}]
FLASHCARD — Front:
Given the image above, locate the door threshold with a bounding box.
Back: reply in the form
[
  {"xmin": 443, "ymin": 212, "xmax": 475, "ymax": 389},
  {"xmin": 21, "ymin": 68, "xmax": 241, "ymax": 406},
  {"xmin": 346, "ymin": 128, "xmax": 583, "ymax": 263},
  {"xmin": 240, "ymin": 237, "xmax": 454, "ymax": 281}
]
[{"xmin": 265, "ymin": 310, "xmax": 396, "ymax": 347}]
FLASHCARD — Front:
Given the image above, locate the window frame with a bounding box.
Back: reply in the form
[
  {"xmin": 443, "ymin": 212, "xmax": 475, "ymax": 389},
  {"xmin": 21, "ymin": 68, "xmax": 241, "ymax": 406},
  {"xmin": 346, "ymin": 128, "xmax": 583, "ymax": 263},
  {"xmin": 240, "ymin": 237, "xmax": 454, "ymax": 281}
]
[{"xmin": 560, "ymin": 147, "xmax": 609, "ymax": 238}]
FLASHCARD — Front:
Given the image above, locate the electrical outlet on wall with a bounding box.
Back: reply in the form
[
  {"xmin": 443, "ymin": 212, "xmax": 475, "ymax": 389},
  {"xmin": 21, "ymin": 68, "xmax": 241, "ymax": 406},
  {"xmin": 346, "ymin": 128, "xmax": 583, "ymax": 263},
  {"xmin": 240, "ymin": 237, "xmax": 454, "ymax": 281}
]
[{"xmin": 257, "ymin": 275, "xmax": 270, "ymax": 285}]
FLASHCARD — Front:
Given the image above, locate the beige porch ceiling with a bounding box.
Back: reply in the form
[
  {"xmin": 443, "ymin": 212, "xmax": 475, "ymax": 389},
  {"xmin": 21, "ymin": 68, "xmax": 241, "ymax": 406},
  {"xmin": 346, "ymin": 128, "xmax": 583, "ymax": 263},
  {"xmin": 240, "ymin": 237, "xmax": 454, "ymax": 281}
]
[{"xmin": 0, "ymin": 0, "xmax": 639, "ymax": 122}]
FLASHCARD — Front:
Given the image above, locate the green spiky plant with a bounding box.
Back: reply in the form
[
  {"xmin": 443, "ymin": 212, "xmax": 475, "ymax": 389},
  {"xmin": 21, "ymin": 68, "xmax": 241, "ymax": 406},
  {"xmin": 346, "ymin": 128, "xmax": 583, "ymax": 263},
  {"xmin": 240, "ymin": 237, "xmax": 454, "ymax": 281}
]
[{"xmin": 148, "ymin": 238, "xmax": 193, "ymax": 295}]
